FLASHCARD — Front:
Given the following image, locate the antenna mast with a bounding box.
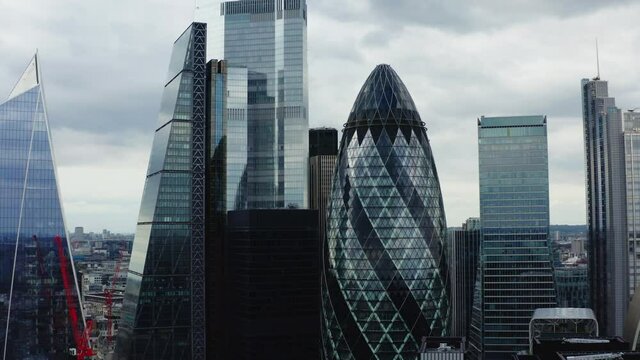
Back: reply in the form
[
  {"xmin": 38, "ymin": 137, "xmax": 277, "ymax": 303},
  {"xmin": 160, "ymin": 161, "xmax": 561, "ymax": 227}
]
[{"xmin": 596, "ymin": 38, "xmax": 601, "ymax": 80}]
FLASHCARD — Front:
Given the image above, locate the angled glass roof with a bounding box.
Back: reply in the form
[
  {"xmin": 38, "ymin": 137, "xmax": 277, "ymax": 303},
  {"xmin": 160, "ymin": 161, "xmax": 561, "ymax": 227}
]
[{"xmin": 7, "ymin": 53, "xmax": 39, "ymax": 101}]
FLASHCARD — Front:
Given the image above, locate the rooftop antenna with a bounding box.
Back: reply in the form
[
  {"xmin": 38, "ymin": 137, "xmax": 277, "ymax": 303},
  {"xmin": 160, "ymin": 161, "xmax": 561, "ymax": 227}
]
[{"xmin": 595, "ymin": 38, "xmax": 601, "ymax": 80}]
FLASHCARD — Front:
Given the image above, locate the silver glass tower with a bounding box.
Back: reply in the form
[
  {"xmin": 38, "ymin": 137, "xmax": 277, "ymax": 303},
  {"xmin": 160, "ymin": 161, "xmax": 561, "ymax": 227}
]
[
  {"xmin": 199, "ymin": 0, "xmax": 309, "ymax": 209},
  {"xmin": 624, "ymin": 111, "xmax": 640, "ymax": 300},
  {"xmin": 470, "ymin": 116, "xmax": 556, "ymax": 358},
  {"xmin": 582, "ymin": 78, "xmax": 627, "ymax": 336}
]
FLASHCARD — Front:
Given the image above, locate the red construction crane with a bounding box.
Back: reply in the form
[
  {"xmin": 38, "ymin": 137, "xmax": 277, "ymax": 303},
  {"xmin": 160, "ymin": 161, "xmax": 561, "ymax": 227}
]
[
  {"xmin": 105, "ymin": 243, "xmax": 125, "ymax": 345},
  {"xmin": 54, "ymin": 235, "xmax": 94, "ymax": 360}
]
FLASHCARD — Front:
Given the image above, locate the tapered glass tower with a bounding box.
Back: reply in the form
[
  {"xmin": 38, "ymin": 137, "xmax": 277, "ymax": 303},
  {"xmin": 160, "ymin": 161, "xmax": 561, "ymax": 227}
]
[
  {"xmin": 321, "ymin": 64, "xmax": 450, "ymax": 360},
  {"xmin": 116, "ymin": 23, "xmax": 208, "ymax": 359},
  {"xmin": 0, "ymin": 54, "xmax": 85, "ymax": 359}
]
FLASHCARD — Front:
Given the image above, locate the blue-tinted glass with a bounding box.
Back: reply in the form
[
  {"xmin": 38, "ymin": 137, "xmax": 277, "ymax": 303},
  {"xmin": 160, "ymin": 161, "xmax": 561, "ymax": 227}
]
[{"xmin": 0, "ymin": 57, "xmax": 84, "ymax": 358}]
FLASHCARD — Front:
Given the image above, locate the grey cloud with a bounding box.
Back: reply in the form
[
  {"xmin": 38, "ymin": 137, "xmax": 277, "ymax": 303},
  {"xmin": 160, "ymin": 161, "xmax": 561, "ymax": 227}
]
[{"xmin": 355, "ymin": 0, "xmax": 636, "ymax": 33}]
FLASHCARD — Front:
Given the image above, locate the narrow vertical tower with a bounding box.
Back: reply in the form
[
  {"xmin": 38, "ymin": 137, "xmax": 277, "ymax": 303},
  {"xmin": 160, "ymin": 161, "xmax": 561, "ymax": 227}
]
[
  {"xmin": 0, "ymin": 54, "xmax": 85, "ymax": 359},
  {"xmin": 322, "ymin": 64, "xmax": 450, "ymax": 359},
  {"xmin": 582, "ymin": 78, "xmax": 627, "ymax": 336},
  {"xmin": 116, "ymin": 23, "xmax": 207, "ymax": 359}
]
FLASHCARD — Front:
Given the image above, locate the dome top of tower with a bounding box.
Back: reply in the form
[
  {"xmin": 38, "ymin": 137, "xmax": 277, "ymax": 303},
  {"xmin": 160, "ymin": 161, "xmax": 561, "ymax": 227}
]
[{"xmin": 346, "ymin": 64, "xmax": 422, "ymax": 129}]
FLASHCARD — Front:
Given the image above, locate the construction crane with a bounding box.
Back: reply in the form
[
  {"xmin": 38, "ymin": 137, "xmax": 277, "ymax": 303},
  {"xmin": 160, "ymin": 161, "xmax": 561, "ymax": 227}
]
[
  {"xmin": 105, "ymin": 243, "xmax": 125, "ymax": 346},
  {"xmin": 54, "ymin": 235, "xmax": 94, "ymax": 359}
]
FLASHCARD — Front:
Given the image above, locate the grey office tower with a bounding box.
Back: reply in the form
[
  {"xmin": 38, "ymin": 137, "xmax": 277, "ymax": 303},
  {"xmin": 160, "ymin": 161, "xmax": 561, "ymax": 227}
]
[{"xmin": 582, "ymin": 77, "xmax": 627, "ymax": 336}]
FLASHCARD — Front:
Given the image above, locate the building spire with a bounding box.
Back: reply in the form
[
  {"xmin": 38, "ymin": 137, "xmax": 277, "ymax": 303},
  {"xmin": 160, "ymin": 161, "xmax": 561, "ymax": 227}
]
[
  {"xmin": 7, "ymin": 53, "xmax": 40, "ymax": 101},
  {"xmin": 595, "ymin": 38, "xmax": 601, "ymax": 80}
]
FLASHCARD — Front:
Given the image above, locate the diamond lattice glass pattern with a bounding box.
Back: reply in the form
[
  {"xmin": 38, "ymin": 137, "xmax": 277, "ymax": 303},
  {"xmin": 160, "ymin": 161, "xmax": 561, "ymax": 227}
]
[{"xmin": 321, "ymin": 65, "xmax": 450, "ymax": 360}]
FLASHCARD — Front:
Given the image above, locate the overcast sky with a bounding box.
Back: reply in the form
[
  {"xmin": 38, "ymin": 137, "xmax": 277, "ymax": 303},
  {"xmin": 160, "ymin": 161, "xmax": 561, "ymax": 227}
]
[{"xmin": 1, "ymin": 1, "xmax": 639, "ymax": 233}]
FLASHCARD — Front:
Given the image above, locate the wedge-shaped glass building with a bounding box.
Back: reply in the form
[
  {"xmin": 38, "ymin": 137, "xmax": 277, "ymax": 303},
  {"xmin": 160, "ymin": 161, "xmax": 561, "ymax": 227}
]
[
  {"xmin": 321, "ymin": 64, "xmax": 450, "ymax": 360},
  {"xmin": 0, "ymin": 54, "xmax": 85, "ymax": 359},
  {"xmin": 116, "ymin": 23, "xmax": 208, "ymax": 359}
]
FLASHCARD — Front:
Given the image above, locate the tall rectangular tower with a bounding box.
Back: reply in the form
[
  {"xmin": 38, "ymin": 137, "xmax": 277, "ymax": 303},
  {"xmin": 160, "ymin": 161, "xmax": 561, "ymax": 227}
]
[
  {"xmin": 116, "ymin": 23, "xmax": 208, "ymax": 359},
  {"xmin": 205, "ymin": 58, "xmax": 248, "ymax": 357},
  {"xmin": 309, "ymin": 127, "xmax": 338, "ymax": 244},
  {"xmin": 624, "ymin": 111, "xmax": 640, "ymax": 299},
  {"xmin": 471, "ymin": 116, "xmax": 556, "ymax": 358},
  {"xmin": 582, "ymin": 78, "xmax": 627, "ymax": 336},
  {"xmin": 448, "ymin": 218, "xmax": 480, "ymax": 339},
  {"xmin": 217, "ymin": 0, "xmax": 309, "ymax": 209}
]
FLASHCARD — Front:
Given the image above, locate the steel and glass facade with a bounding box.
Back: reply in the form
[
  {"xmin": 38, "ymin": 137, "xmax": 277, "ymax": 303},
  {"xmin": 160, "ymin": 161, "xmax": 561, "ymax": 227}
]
[
  {"xmin": 116, "ymin": 23, "xmax": 208, "ymax": 359},
  {"xmin": 625, "ymin": 111, "xmax": 640, "ymax": 299},
  {"xmin": 217, "ymin": 0, "xmax": 309, "ymax": 209},
  {"xmin": 471, "ymin": 116, "xmax": 556, "ymax": 358},
  {"xmin": 322, "ymin": 64, "xmax": 450, "ymax": 359},
  {"xmin": 309, "ymin": 128, "xmax": 338, "ymax": 245},
  {"xmin": 555, "ymin": 266, "xmax": 589, "ymax": 308},
  {"xmin": 205, "ymin": 59, "xmax": 248, "ymax": 357},
  {"xmin": 0, "ymin": 54, "xmax": 85, "ymax": 360},
  {"xmin": 448, "ymin": 218, "xmax": 481, "ymax": 339},
  {"xmin": 582, "ymin": 78, "xmax": 627, "ymax": 336}
]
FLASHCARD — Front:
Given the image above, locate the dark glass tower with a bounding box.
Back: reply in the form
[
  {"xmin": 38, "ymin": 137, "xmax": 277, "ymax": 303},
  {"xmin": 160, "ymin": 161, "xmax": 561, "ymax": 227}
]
[
  {"xmin": 0, "ymin": 54, "xmax": 85, "ymax": 359},
  {"xmin": 224, "ymin": 209, "xmax": 319, "ymax": 359},
  {"xmin": 116, "ymin": 23, "xmax": 207, "ymax": 359},
  {"xmin": 448, "ymin": 218, "xmax": 480, "ymax": 339},
  {"xmin": 321, "ymin": 64, "xmax": 450, "ymax": 360},
  {"xmin": 309, "ymin": 128, "xmax": 338, "ymax": 244}
]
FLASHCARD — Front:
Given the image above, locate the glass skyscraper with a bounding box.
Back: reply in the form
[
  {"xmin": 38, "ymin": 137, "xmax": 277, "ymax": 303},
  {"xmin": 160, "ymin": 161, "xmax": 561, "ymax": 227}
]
[
  {"xmin": 470, "ymin": 116, "xmax": 556, "ymax": 358},
  {"xmin": 448, "ymin": 218, "xmax": 481, "ymax": 339},
  {"xmin": 116, "ymin": 23, "xmax": 208, "ymax": 359},
  {"xmin": 0, "ymin": 54, "xmax": 86, "ymax": 359},
  {"xmin": 624, "ymin": 111, "xmax": 640, "ymax": 299},
  {"xmin": 309, "ymin": 127, "xmax": 338, "ymax": 245},
  {"xmin": 205, "ymin": 58, "xmax": 249, "ymax": 357},
  {"xmin": 582, "ymin": 78, "xmax": 627, "ymax": 336},
  {"xmin": 202, "ymin": 0, "xmax": 309, "ymax": 209},
  {"xmin": 322, "ymin": 64, "xmax": 450, "ymax": 360}
]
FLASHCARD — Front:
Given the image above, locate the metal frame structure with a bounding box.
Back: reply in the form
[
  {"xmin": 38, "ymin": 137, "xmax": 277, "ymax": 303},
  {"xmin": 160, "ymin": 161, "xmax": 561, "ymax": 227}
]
[{"xmin": 529, "ymin": 308, "xmax": 599, "ymax": 354}]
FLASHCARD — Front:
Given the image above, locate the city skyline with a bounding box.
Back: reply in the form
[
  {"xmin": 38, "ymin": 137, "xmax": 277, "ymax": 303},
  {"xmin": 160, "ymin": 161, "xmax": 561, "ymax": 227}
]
[{"xmin": 1, "ymin": 1, "xmax": 640, "ymax": 232}]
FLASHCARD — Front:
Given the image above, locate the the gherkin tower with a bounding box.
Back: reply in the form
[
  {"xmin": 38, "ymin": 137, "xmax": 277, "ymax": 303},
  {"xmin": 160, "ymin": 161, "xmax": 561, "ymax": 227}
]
[{"xmin": 321, "ymin": 64, "xmax": 450, "ymax": 360}]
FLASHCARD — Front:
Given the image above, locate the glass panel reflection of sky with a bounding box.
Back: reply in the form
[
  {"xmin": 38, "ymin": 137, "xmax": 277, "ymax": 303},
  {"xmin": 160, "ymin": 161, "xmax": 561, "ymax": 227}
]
[{"xmin": 0, "ymin": 69, "xmax": 82, "ymax": 358}]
